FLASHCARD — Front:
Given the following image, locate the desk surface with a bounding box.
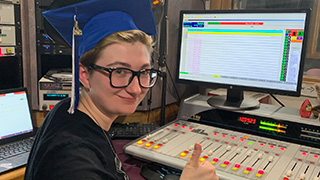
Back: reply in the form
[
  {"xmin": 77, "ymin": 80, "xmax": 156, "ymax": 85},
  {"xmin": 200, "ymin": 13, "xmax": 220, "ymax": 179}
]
[
  {"xmin": 0, "ymin": 167, "xmax": 25, "ymax": 180},
  {"xmin": 0, "ymin": 139, "xmax": 146, "ymax": 180}
]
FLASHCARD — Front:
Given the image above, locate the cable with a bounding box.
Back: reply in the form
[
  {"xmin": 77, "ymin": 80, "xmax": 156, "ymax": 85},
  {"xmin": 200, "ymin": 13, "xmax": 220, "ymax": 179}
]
[
  {"xmin": 201, "ymin": 0, "xmax": 206, "ymax": 10},
  {"xmin": 269, "ymin": 93, "xmax": 285, "ymax": 107},
  {"xmin": 165, "ymin": 61, "xmax": 181, "ymax": 103},
  {"xmin": 147, "ymin": 87, "xmax": 153, "ymax": 122}
]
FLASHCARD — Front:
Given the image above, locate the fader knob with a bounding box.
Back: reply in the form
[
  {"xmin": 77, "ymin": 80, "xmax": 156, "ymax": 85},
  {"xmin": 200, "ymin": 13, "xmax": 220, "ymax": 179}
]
[
  {"xmin": 257, "ymin": 153, "xmax": 263, "ymax": 159},
  {"xmin": 299, "ymin": 173, "xmax": 305, "ymax": 180},
  {"xmin": 268, "ymin": 156, "xmax": 274, "ymax": 162},
  {"xmin": 236, "ymin": 148, "xmax": 242, "ymax": 153},
  {"xmin": 207, "ymin": 150, "xmax": 213, "ymax": 156},
  {"xmin": 226, "ymin": 145, "xmax": 232, "ymax": 151},
  {"xmin": 246, "ymin": 150, "xmax": 253, "ymax": 156},
  {"xmin": 286, "ymin": 170, "xmax": 292, "ymax": 177},
  {"xmin": 313, "ymin": 177, "xmax": 319, "ymax": 180}
]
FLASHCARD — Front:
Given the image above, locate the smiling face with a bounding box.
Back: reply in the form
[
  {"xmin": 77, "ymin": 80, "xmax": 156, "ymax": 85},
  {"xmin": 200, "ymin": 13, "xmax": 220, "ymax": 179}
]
[{"xmin": 81, "ymin": 41, "xmax": 151, "ymax": 117}]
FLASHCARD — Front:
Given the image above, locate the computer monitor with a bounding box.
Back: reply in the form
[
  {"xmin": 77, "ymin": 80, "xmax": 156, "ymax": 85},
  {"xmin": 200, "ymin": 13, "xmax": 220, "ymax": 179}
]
[{"xmin": 176, "ymin": 9, "xmax": 311, "ymax": 110}]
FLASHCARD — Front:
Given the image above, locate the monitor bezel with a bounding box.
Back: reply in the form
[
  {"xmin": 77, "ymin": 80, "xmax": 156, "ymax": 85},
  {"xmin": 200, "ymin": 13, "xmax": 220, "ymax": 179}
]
[{"xmin": 176, "ymin": 8, "xmax": 311, "ymax": 97}]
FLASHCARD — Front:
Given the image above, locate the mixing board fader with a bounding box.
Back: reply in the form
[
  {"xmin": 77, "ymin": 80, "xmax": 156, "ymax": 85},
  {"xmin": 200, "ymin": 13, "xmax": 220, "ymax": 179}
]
[
  {"xmin": 125, "ymin": 120, "xmax": 320, "ymax": 180},
  {"xmin": 124, "ymin": 95, "xmax": 320, "ymax": 180}
]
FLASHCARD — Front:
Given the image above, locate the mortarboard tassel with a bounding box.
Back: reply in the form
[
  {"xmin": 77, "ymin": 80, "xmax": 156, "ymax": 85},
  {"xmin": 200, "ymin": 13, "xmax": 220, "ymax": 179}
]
[{"xmin": 68, "ymin": 15, "xmax": 82, "ymax": 114}]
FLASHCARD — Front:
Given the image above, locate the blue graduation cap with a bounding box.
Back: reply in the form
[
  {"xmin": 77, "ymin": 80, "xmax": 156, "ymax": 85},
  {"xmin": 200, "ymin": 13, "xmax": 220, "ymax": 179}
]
[{"xmin": 42, "ymin": 0, "xmax": 157, "ymax": 114}]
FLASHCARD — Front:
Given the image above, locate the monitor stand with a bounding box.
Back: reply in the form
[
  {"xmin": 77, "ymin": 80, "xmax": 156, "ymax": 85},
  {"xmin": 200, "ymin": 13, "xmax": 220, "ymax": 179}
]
[{"xmin": 207, "ymin": 88, "xmax": 260, "ymax": 111}]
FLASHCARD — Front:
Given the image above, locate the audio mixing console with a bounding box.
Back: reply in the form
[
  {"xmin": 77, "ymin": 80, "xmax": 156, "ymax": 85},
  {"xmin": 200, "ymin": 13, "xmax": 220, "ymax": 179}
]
[{"xmin": 124, "ymin": 94, "xmax": 320, "ymax": 180}]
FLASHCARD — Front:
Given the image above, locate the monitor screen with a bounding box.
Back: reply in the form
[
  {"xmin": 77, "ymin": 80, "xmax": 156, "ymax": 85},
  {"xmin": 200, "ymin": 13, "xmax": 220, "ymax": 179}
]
[{"xmin": 176, "ymin": 9, "xmax": 311, "ymax": 110}]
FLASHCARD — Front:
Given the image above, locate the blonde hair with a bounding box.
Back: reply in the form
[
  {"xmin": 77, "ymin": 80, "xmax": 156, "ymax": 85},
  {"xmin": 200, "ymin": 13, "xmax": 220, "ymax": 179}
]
[{"xmin": 80, "ymin": 30, "xmax": 153, "ymax": 69}]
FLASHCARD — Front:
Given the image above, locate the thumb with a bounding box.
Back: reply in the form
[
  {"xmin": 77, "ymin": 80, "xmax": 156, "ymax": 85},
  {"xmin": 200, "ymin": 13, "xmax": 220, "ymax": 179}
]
[{"xmin": 189, "ymin": 142, "xmax": 202, "ymax": 167}]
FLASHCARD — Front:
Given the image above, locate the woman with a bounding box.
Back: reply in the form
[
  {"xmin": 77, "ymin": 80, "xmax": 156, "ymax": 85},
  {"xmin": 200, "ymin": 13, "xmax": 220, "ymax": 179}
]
[{"xmin": 25, "ymin": 1, "xmax": 219, "ymax": 180}]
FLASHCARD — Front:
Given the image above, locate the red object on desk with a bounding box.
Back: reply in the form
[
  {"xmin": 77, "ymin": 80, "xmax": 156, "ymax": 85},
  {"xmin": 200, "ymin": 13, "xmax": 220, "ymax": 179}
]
[{"xmin": 299, "ymin": 99, "xmax": 312, "ymax": 118}]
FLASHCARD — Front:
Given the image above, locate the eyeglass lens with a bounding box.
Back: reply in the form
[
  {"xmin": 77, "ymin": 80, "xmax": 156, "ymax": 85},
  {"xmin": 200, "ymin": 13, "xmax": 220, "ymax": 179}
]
[{"xmin": 110, "ymin": 69, "xmax": 158, "ymax": 88}]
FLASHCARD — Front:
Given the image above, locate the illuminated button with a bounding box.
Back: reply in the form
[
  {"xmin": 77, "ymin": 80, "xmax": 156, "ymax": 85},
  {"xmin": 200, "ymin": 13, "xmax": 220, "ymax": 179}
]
[
  {"xmin": 6, "ymin": 48, "xmax": 12, "ymax": 53},
  {"xmin": 149, "ymin": 141, "xmax": 154, "ymax": 144},
  {"xmin": 283, "ymin": 177, "xmax": 289, "ymax": 180},
  {"xmin": 184, "ymin": 150, "xmax": 189, "ymax": 154},
  {"xmin": 244, "ymin": 135, "xmax": 248, "ymax": 139},
  {"xmin": 224, "ymin": 161, "xmax": 229, "ymax": 165},
  {"xmin": 302, "ymin": 152, "xmax": 307, "ymax": 156},
  {"xmin": 240, "ymin": 139, "xmax": 245, "ymax": 142},
  {"xmin": 280, "ymin": 147, "xmax": 285, "ymax": 151},
  {"xmin": 174, "ymin": 124, "xmax": 178, "ymax": 127},
  {"xmin": 142, "ymin": 139, "xmax": 146, "ymax": 142},
  {"xmin": 206, "ymin": 137, "xmax": 210, "ymax": 140},
  {"xmin": 213, "ymin": 132, "xmax": 217, "ymax": 136},
  {"xmin": 235, "ymin": 164, "xmax": 241, "ymax": 168},
  {"xmin": 220, "ymin": 164, "xmax": 227, "ymax": 168},
  {"xmin": 145, "ymin": 143, "xmax": 151, "ymax": 148},
  {"xmin": 256, "ymin": 174, "xmax": 262, "ymax": 178},
  {"xmin": 213, "ymin": 158, "xmax": 219, "ymax": 162},
  {"xmin": 246, "ymin": 167, "xmax": 252, "ymax": 171},
  {"xmin": 243, "ymin": 170, "xmax": 250, "ymax": 174},
  {"xmin": 174, "ymin": 130, "xmax": 178, "ymax": 132},
  {"xmin": 314, "ymin": 155, "xmax": 318, "ymax": 158},
  {"xmin": 181, "ymin": 125, "xmax": 185, "ymax": 128},
  {"xmin": 153, "ymin": 145, "xmax": 159, "ymax": 149},
  {"xmin": 188, "ymin": 127, "xmax": 193, "ymax": 130},
  {"xmin": 269, "ymin": 145, "xmax": 274, "ymax": 149},
  {"xmin": 222, "ymin": 134, "xmax": 226, "ymax": 138},
  {"xmin": 231, "ymin": 137, "xmax": 235, "ymax": 140},
  {"xmin": 259, "ymin": 143, "xmax": 264, "ymax": 146},
  {"xmin": 180, "ymin": 152, "xmax": 186, "ymax": 157},
  {"xmin": 258, "ymin": 170, "xmax": 264, "ymax": 175},
  {"xmin": 137, "ymin": 141, "xmax": 143, "ymax": 145},
  {"xmin": 166, "ymin": 128, "xmax": 170, "ymax": 130},
  {"xmin": 232, "ymin": 167, "xmax": 238, "ymax": 171},
  {"xmin": 158, "ymin": 143, "xmax": 163, "ymax": 146},
  {"xmin": 49, "ymin": 105, "xmax": 54, "ymax": 109},
  {"xmin": 200, "ymin": 158, "xmax": 205, "ymax": 162},
  {"xmin": 189, "ymin": 155, "xmax": 192, "ymax": 158},
  {"xmin": 182, "ymin": 131, "xmax": 185, "ymax": 134},
  {"xmin": 203, "ymin": 156, "xmax": 208, "ymax": 159},
  {"xmin": 210, "ymin": 161, "xmax": 216, "ymax": 165}
]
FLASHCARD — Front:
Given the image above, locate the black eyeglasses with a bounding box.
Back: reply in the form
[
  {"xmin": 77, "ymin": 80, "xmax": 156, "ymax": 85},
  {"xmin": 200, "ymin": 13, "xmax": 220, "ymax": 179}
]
[{"xmin": 89, "ymin": 64, "xmax": 160, "ymax": 88}]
